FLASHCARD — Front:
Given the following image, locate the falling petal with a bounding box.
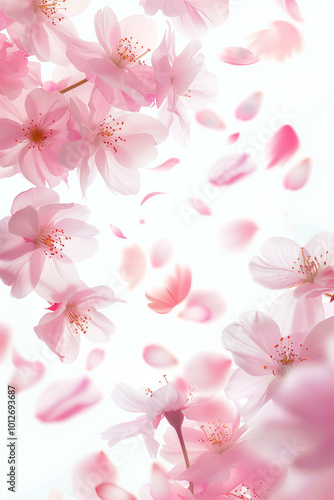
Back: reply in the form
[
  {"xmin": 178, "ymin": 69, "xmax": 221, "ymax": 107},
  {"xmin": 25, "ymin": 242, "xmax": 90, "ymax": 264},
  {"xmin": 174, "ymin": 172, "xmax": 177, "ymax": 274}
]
[
  {"xmin": 180, "ymin": 290, "xmax": 227, "ymax": 323},
  {"xmin": 195, "ymin": 110, "xmax": 226, "ymax": 130},
  {"xmin": 209, "ymin": 153, "xmax": 257, "ymax": 186},
  {"xmin": 150, "ymin": 238, "xmax": 175, "ymax": 268},
  {"xmin": 235, "ymin": 92, "xmax": 263, "ymax": 121},
  {"xmin": 36, "ymin": 377, "xmax": 102, "ymax": 422},
  {"xmin": 248, "ymin": 21, "xmax": 303, "ymax": 62},
  {"xmin": 86, "ymin": 349, "xmax": 106, "ymax": 371},
  {"xmin": 140, "ymin": 192, "xmax": 168, "ymax": 206},
  {"xmin": 110, "ymin": 224, "xmax": 127, "ymax": 239},
  {"xmin": 218, "ymin": 219, "xmax": 259, "ymax": 252},
  {"xmin": 184, "ymin": 352, "xmax": 232, "ymax": 391},
  {"xmin": 119, "ymin": 244, "xmax": 147, "ymax": 290},
  {"xmin": 143, "ymin": 344, "xmax": 178, "ymax": 368},
  {"xmin": 189, "ymin": 198, "xmax": 212, "ymax": 216},
  {"xmin": 146, "ymin": 264, "xmax": 192, "ymax": 314},
  {"xmin": 72, "ymin": 451, "xmax": 117, "ymax": 500},
  {"xmin": 285, "ymin": 0, "xmax": 303, "ymax": 22},
  {"xmin": 266, "ymin": 125, "xmax": 299, "ymax": 168},
  {"xmin": 96, "ymin": 483, "xmax": 136, "ymax": 500},
  {"xmin": 219, "ymin": 47, "xmax": 259, "ymax": 65},
  {"xmin": 226, "ymin": 133, "xmax": 240, "ymax": 145},
  {"xmin": 150, "ymin": 158, "xmax": 180, "ymax": 172},
  {"xmin": 0, "ymin": 324, "xmax": 11, "ymax": 362},
  {"xmin": 9, "ymin": 350, "xmax": 45, "ymax": 392},
  {"xmin": 283, "ymin": 158, "xmax": 311, "ymax": 190}
]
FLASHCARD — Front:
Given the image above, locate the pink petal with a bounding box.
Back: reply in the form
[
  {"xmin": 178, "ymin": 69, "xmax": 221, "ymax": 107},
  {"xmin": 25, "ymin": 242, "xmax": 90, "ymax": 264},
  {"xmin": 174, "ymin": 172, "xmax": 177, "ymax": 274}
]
[
  {"xmin": 183, "ymin": 352, "xmax": 232, "ymax": 392},
  {"xmin": 150, "ymin": 463, "xmax": 171, "ymax": 500},
  {"xmin": 140, "ymin": 192, "xmax": 168, "ymax": 206},
  {"xmin": 180, "ymin": 290, "xmax": 227, "ymax": 323},
  {"xmin": 189, "ymin": 198, "xmax": 212, "ymax": 216},
  {"xmin": 266, "ymin": 125, "xmax": 299, "ymax": 168},
  {"xmin": 219, "ymin": 47, "xmax": 259, "ymax": 65},
  {"xmin": 195, "ymin": 109, "xmax": 226, "ymax": 130},
  {"xmin": 150, "ymin": 238, "xmax": 175, "ymax": 268},
  {"xmin": 143, "ymin": 344, "xmax": 178, "ymax": 368},
  {"xmin": 96, "ymin": 483, "xmax": 136, "ymax": 500},
  {"xmin": 218, "ymin": 219, "xmax": 259, "ymax": 252},
  {"xmin": 9, "ymin": 349, "xmax": 45, "ymax": 392},
  {"xmin": 36, "ymin": 377, "xmax": 102, "ymax": 422},
  {"xmin": 285, "ymin": 0, "xmax": 303, "ymax": 22},
  {"xmin": 235, "ymin": 92, "xmax": 263, "ymax": 121},
  {"xmin": 209, "ymin": 153, "xmax": 257, "ymax": 186},
  {"xmin": 146, "ymin": 265, "xmax": 192, "ymax": 314},
  {"xmin": 150, "ymin": 158, "xmax": 180, "ymax": 172},
  {"xmin": 226, "ymin": 132, "xmax": 240, "ymax": 145},
  {"xmin": 283, "ymin": 158, "xmax": 311, "ymax": 190},
  {"xmin": 110, "ymin": 224, "xmax": 127, "ymax": 239},
  {"xmin": 248, "ymin": 21, "xmax": 303, "ymax": 63},
  {"xmin": 0, "ymin": 324, "xmax": 11, "ymax": 362},
  {"xmin": 86, "ymin": 349, "xmax": 106, "ymax": 371},
  {"xmin": 118, "ymin": 244, "xmax": 147, "ymax": 290},
  {"xmin": 72, "ymin": 451, "xmax": 117, "ymax": 500}
]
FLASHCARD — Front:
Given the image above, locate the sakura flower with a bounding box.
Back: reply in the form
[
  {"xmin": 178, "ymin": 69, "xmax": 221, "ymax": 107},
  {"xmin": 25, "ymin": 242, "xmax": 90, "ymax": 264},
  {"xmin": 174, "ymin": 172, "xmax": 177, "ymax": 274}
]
[
  {"xmin": 249, "ymin": 232, "xmax": 334, "ymax": 332},
  {"xmin": 139, "ymin": 0, "xmax": 229, "ymax": 39},
  {"xmin": 0, "ymin": 188, "xmax": 98, "ymax": 300},
  {"xmin": 58, "ymin": 89, "xmax": 168, "ymax": 195},
  {"xmin": 34, "ymin": 281, "xmax": 121, "ymax": 363},
  {"xmin": 222, "ymin": 311, "xmax": 334, "ymax": 419},
  {"xmin": 0, "ymin": 88, "xmax": 72, "ymax": 187},
  {"xmin": 1, "ymin": 0, "xmax": 90, "ymax": 65},
  {"xmin": 152, "ymin": 25, "xmax": 218, "ymax": 142},
  {"xmin": 67, "ymin": 7, "xmax": 157, "ymax": 111}
]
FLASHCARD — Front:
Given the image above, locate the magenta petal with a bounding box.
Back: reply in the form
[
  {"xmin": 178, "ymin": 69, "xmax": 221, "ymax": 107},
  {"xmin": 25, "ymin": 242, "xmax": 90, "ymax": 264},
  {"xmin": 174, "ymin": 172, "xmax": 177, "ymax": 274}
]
[
  {"xmin": 189, "ymin": 198, "xmax": 212, "ymax": 216},
  {"xmin": 266, "ymin": 125, "xmax": 299, "ymax": 168},
  {"xmin": 140, "ymin": 192, "xmax": 168, "ymax": 206},
  {"xmin": 86, "ymin": 349, "xmax": 106, "ymax": 371},
  {"xmin": 195, "ymin": 109, "xmax": 226, "ymax": 130},
  {"xmin": 226, "ymin": 132, "xmax": 240, "ymax": 145},
  {"xmin": 235, "ymin": 91, "xmax": 263, "ymax": 121},
  {"xmin": 9, "ymin": 349, "xmax": 45, "ymax": 392},
  {"xmin": 218, "ymin": 219, "xmax": 259, "ymax": 252},
  {"xmin": 149, "ymin": 238, "xmax": 175, "ymax": 268},
  {"xmin": 219, "ymin": 47, "xmax": 259, "ymax": 65},
  {"xmin": 36, "ymin": 377, "xmax": 102, "ymax": 422},
  {"xmin": 283, "ymin": 158, "xmax": 311, "ymax": 190},
  {"xmin": 150, "ymin": 158, "xmax": 180, "ymax": 172},
  {"xmin": 209, "ymin": 153, "xmax": 257, "ymax": 186},
  {"xmin": 183, "ymin": 352, "xmax": 231, "ymax": 391},
  {"xmin": 72, "ymin": 451, "xmax": 117, "ymax": 500},
  {"xmin": 110, "ymin": 224, "xmax": 127, "ymax": 239},
  {"xmin": 143, "ymin": 344, "xmax": 178, "ymax": 368},
  {"xmin": 96, "ymin": 483, "xmax": 136, "ymax": 500},
  {"xmin": 118, "ymin": 244, "xmax": 147, "ymax": 290}
]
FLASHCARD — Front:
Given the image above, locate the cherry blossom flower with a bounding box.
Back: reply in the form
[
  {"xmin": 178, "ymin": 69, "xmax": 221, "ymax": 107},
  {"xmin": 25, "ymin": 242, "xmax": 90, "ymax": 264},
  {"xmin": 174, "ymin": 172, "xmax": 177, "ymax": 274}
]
[
  {"xmin": 34, "ymin": 282, "xmax": 121, "ymax": 363},
  {"xmin": 249, "ymin": 232, "xmax": 334, "ymax": 332},
  {"xmin": 139, "ymin": 0, "xmax": 229, "ymax": 39},
  {"xmin": 1, "ymin": 0, "xmax": 90, "ymax": 65},
  {"xmin": 152, "ymin": 25, "xmax": 218, "ymax": 142},
  {"xmin": 58, "ymin": 89, "xmax": 168, "ymax": 195},
  {"xmin": 0, "ymin": 88, "xmax": 73, "ymax": 187},
  {"xmin": 67, "ymin": 7, "xmax": 157, "ymax": 111},
  {"xmin": 0, "ymin": 188, "xmax": 98, "ymax": 300},
  {"xmin": 222, "ymin": 311, "xmax": 334, "ymax": 419}
]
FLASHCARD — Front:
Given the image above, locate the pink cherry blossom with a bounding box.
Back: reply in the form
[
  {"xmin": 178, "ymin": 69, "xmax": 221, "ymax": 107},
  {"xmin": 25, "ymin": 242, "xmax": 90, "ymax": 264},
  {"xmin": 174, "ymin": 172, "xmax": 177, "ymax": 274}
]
[
  {"xmin": 67, "ymin": 7, "xmax": 157, "ymax": 111},
  {"xmin": 0, "ymin": 188, "xmax": 98, "ymax": 300},
  {"xmin": 139, "ymin": 0, "xmax": 229, "ymax": 39},
  {"xmin": 34, "ymin": 281, "xmax": 121, "ymax": 363},
  {"xmin": 222, "ymin": 311, "xmax": 334, "ymax": 418},
  {"xmin": 152, "ymin": 25, "xmax": 218, "ymax": 142},
  {"xmin": 58, "ymin": 89, "xmax": 168, "ymax": 194},
  {"xmin": 1, "ymin": 0, "xmax": 89, "ymax": 65},
  {"xmin": 0, "ymin": 88, "xmax": 72, "ymax": 187}
]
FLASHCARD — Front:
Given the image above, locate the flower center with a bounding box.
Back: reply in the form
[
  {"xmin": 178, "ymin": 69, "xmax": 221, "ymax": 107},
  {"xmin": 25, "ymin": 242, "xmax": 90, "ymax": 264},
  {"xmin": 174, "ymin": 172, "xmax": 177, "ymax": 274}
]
[
  {"xmin": 112, "ymin": 37, "xmax": 150, "ymax": 68},
  {"xmin": 96, "ymin": 116, "xmax": 126, "ymax": 153},
  {"xmin": 18, "ymin": 114, "xmax": 55, "ymax": 152},
  {"xmin": 199, "ymin": 421, "xmax": 232, "ymax": 454},
  {"xmin": 35, "ymin": 228, "xmax": 70, "ymax": 258},
  {"xmin": 227, "ymin": 485, "xmax": 262, "ymax": 499},
  {"xmin": 292, "ymin": 247, "xmax": 328, "ymax": 283},
  {"xmin": 36, "ymin": 0, "xmax": 67, "ymax": 25},
  {"xmin": 66, "ymin": 308, "xmax": 91, "ymax": 335},
  {"xmin": 263, "ymin": 336, "xmax": 308, "ymax": 377}
]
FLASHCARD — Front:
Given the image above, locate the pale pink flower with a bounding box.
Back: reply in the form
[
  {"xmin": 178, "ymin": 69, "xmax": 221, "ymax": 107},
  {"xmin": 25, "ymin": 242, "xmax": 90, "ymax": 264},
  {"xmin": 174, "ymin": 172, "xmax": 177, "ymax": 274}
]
[
  {"xmin": 1, "ymin": 0, "xmax": 89, "ymax": 65},
  {"xmin": 249, "ymin": 232, "xmax": 334, "ymax": 332},
  {"xmin": 34, "ymin": 282, "xmax": 121, "ymax": 363},
  {"xmin": 152, "ymin": 25, "xmax": 218, "ymax": 142},
  {"xmin": 139, "ymin": 0, "xmax": 229, "ymax": 38},
  {"xmin": 222, "ymin": 311, "xmax": 334, "ymax": 419},
  {"xmin": 0, "ymin": 88, "xmax": 73, "ymax": 187},
  {"xmin": 67, "ymin": 7, "xmax": 157, "ymax": 111},
  {"xmin": 0, "ymin": 188, "xmax": 98, "ymax": 300},
  {"xmin": 58, "ymin": 89, "xmax": 168, "ymax": 194}
]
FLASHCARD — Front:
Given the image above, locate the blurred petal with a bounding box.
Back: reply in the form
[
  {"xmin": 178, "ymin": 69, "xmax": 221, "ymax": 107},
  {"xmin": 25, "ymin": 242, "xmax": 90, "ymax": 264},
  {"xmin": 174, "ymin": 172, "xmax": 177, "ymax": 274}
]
[
  {"xmin": 209, "ymin": 154, "xmax": 257, "ymax": 186},
  {"xmin": 118, "ymin": 244, "xmax": 147, "ymax": 289},
  {"xmin": 196, "ymin": 109, "xmax": 226, "ymax": 130},
  {"xmin": 96, "ymin": 483, "xmax": 136, "ymax": 500},
  {"xmin": 235, "ymin": 92, "xmax": 263, "ymax": 121},
  {"xmin": 266, "ymin": 125, "xmax": 299, "ymax": 169},
  {"xmin": 150, "ymin": 238, "xmax": 174, "ymax": 268},
  {"xmin": 183, "ymin": 352, "xmax": 231, "ymax": 391},
  {"xmin": 143, "ymin": 345, "xmax": 178, "ymax": 368},
  {"xmin": 283, "ymin": 158, "xmax": 311, "ymax": 190},
  {"xmin": 249, "ymin": 21, "xmax": 302, "ymax": 62},
  {"xmin": 219, "ymin": 47, "xmax": 259, "ymax": 65},
  {"xmin": 9, "ymin": 349, "xmax": 45, "ymax": 392},
  {"xmin": 218, "ymin": 219, "xmax": 259, "ymax": 252},
  {"xmin": 180, "ymin": 289, "xmax": 227, "ymax": 322},
  {"xmin": 72, "ymin": 451, "xmax": 117, "ymax": 500},
  {"xmin": 86, "ymin": 349, "xmax": 106, "ymax": 371}
]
